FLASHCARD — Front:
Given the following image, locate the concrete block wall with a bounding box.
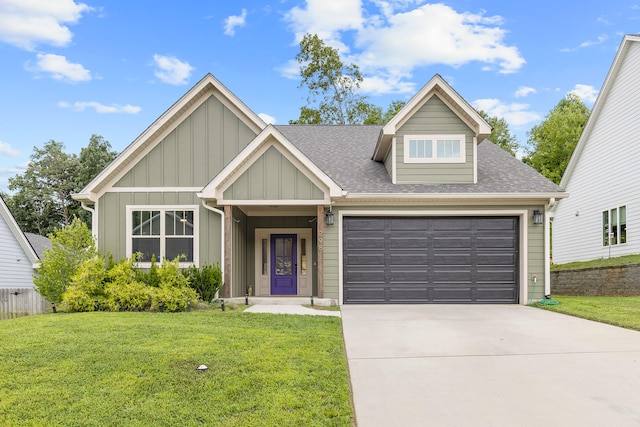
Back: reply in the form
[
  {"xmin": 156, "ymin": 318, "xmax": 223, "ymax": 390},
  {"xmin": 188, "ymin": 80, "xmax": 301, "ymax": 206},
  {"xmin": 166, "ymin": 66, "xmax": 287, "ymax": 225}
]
[{"xmin": 551, "ymin": 264, "xmax": 640, "ymax": 296}]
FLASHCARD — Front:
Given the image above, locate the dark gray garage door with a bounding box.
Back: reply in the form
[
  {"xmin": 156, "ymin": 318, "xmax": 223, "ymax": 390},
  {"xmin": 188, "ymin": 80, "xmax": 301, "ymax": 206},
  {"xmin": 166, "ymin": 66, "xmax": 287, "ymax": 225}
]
[{"xmin": 343, "ymin": 217, "xmax": 519, "ymax": 304}]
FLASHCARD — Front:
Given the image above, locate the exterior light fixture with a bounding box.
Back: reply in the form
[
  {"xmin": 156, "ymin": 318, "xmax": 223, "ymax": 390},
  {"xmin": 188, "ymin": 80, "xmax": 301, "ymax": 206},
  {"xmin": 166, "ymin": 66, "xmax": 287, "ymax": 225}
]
[
  {"xmin": 325, "ymin": 207, "xmax": 334, "ymax": 225},
  {"xmin": 533, "ymin": 209, "xmax": 543, "ymax": 225}
]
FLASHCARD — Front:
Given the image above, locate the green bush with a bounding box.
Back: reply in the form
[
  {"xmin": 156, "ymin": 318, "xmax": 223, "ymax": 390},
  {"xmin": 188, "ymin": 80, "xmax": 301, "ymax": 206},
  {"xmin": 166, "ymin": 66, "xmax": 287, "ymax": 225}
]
[
  {"xmin": 61, "ymin": 257, "xmax": 107, "ymax": 312},
  {"xmin": 105, "ymin": 281, "xmax": 152, "ymax": 311},
  {"xmin": 149, "ymin": 258, "xmax": 198, "ymax": 312},
  {"xmin": 183, "ymin": 263, "xmax": 222, "ymax": 301},
  {"xmin": 34, "ymin": 218, "xmax": 98, "ymax": 303}
]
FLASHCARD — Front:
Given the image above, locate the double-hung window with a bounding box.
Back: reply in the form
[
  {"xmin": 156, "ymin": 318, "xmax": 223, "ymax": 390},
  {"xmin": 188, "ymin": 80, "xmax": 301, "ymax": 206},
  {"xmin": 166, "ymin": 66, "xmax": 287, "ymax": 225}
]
[
  {"xmin": 127, "ymin": 206, "xmax": 198, "ymax": 266},
  {"xmin": 404, "ymin": 134, "xmax": 466, "ymax": 163},
  {"xmin": 602, "ymin": 206, "xmax": 626, "ymax": 246}
]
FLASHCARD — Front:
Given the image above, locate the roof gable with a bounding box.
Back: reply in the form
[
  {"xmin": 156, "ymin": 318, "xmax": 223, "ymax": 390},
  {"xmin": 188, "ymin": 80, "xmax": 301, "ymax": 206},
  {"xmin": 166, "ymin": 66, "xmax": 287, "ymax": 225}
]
[
  {"xmin": 199, "ymin": 125, "xmax": 343, "ymax": 203},
  {"xmin": 560, "ymin": 34, "xmax": 640, "ymax": 190},
  {"xmin": 0, "ymin": 196, "xmax": 39, "ymax": 265},
  {"xmin": 74, "ymin": 74, "xmax": 266, "ymax": 202},
  {"xmin": 373, "ymin": 74, "xmax": 491, "ymax": 161}
]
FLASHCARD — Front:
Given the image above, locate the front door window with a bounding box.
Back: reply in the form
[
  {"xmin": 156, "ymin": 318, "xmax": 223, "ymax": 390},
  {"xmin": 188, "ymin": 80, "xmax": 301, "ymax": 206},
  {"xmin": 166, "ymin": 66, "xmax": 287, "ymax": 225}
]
[{"xmin": 270, "ymin": 234, "xmax": 297, "ymax": 295}]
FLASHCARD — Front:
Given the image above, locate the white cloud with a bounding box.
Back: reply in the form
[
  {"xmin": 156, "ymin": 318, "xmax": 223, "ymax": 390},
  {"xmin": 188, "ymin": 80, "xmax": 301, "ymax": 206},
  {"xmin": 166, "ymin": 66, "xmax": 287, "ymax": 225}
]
[
  {"xmin": 258, "ymin": 113, "xmax": 276, "ymax": 124},
  {"xmin": 0, "ymin": 141, "xmax": 21, "ymax": 157},
  {"xmin": 0, "ymin": 0, "xmax": 92, "ymax": 50},
  {"xmin": 285, "ymin": 0, "xmax": 363, "ymax": 45},
  {"xmin": 58, "ymin": 101, "xmax": 141, "ymax": 114},
  {"xmin": 356, "ymin": 4, "xmax": 524, "ymax": 76},
  {"xmin": 473, "ymin": 98, "xmax": 541, "ymax": 127},
  {"xmin": 224, "ymin": 9, "xmax": 247, "ymax": 36},
  {"xmin": 283, "ymin": 2, "xmax": 525, "ymax": 94},
  {"xmin": 30, "ymin": 53, "xmax": 91, "ymax": 82},
  {"xmin": 561, "ymin": 34, "xmax": 609, "ymax": 52},
  {"xmin": 277, "ymin": 59, "xmax": 301, "ymax": 80},
  {"xmin": 515, "ymin": 86, "xmax": 536, "ymax": 98},
  {"xmin": 569, "ymin": 84, "xmax": 598, "ymax": 104},
  {"xmin": 153, "ymin": 54, "xmax": 194, "ymax": 85}
]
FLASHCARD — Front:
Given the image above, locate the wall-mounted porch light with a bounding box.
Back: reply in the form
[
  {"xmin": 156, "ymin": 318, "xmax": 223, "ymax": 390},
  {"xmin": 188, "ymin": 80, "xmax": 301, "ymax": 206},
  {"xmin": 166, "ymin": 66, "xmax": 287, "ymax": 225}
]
[
  {"xmin": 533, "ymin": 209, "xmax": 543, "ymax": 225},
  {"xmin": 325, "ymin": 207, "xmax": 334, "ymax": 225}
]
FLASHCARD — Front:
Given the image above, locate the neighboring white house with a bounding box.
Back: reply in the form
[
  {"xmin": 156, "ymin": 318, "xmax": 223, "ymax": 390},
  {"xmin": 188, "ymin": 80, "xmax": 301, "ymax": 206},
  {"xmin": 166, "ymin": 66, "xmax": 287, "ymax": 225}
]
[
  {"xmin": 552, "ymin": 34, "xmax": 640, "ymax": 264},
  {"xmin": 0, "ymin": 196, "xmax": 50, "ymax": 317}
]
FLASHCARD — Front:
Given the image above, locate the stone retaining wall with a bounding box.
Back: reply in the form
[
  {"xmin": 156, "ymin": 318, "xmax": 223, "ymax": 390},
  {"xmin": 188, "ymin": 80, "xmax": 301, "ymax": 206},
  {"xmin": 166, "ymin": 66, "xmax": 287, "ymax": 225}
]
[{"xmin": 551, "ymin": 264, "xmax": 640, "ymax": 296}]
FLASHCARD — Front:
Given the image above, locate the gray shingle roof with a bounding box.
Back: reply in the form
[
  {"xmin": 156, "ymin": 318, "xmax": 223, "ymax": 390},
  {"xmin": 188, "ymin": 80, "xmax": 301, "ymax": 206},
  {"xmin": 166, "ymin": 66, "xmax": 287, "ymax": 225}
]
[
  {"xmin": 275, "ymin": 125, "xmax": 565, "ymax": 195},
  {"xmin": 25, "ymin": 233, "xmax": 52, "ymax": 259}
]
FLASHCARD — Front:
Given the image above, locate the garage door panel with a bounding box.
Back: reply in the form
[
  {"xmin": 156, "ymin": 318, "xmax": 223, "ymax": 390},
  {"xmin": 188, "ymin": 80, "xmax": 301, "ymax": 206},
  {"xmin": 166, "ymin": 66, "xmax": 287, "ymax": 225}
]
[
  {"xmin": 477, "ymin": 236, "xmax": 516, "ymax": 249},
  {"xmin": 343, "ymin": 216, "xmax": 519, "ymax": 304},
  {"xmin": 433, "ymin": 236, "xmax": 472, "ymax": 249},
  {"xmin": 345, "ymin": 236, "xmax": 386, "ymax": 250}
]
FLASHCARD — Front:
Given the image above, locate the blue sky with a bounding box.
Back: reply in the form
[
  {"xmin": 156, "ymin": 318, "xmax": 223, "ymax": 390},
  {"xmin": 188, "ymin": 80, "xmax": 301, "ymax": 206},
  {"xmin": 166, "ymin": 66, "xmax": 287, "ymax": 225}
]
[{"xmin": 1, "ymin": 0, "xmax": 639, "ymax": 192}]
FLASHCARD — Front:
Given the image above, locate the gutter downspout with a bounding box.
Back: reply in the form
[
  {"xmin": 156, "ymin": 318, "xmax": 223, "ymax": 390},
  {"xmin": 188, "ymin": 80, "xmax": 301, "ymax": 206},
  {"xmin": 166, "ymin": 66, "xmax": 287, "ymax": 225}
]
[
  {"xmin": 545, "ymin": 197, "xmax": 557, "ymax": 298},
  {"xmin": 201, "ymin": 200, "xmax": 225, "ymax": 299},
  {"xmin": 80, "ymin": 202, "xmax": 97, "ymax": 240}
]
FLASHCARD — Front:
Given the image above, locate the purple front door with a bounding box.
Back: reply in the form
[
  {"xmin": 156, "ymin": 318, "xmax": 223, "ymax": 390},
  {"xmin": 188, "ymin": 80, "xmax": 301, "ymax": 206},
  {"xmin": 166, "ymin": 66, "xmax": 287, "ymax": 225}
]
[{"xmin": 270, "ymin": 234, "xmax": 297, "ymax": 295}]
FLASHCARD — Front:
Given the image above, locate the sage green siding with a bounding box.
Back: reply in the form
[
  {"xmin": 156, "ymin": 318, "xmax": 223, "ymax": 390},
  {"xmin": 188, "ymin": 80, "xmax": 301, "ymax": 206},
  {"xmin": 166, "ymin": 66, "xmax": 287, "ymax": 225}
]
[
  {"xmin": 115, "ymin": 95, "xmax": 257, "ymax": 188},
  {"xmin": 322, "ymin": 205, "xmax": 547, "ymax": 302},
  {"xmin": 396, "ymin": 95, "xmax": 475, "ymax": 184},
  {"xmin": 97, "ymin": 192, "xmax": 222, "ymax": 266},
  {"xmin": 223, "ymin": 146, "xmax": 325, "ymax": 201},
  {"xmin": 232, "ymin": 207, "xmax": 248, "ymax": 297}
]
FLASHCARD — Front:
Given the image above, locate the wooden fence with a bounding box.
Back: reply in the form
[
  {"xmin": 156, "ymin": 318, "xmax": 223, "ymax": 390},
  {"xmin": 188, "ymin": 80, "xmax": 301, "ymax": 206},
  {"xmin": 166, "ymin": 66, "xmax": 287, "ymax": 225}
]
[{"xmin": 0, "ymin": 288, "xmax": 50, "ymax": 320}]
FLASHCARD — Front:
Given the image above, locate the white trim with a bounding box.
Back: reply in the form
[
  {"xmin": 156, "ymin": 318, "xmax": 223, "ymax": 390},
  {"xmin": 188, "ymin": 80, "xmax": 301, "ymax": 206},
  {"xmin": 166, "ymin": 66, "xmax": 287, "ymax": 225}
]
[
  {"xmin": 337, "ymin": 192, "xmax": 568, "ymax": 201},
  {"xmin": 125, "ymin": 205, "xmax": 200, "ymax": 268},
  {"xmin": 0, "ymin": 196, "xmax": 39, "ymax": 265},
  {"xmin": 473, "ymin": 136, "xmax": 478, "ymax": 184},
  {"xmin": 403, "ymin": 134, "xmax": 466, "ymax": 164},
  {"xmin": 254, "ymin": 228, "xmax": 313, "ymax": 297},
  {"xmin": 75, "ymin": 73, "xmax": 266, "ymax": 203},
  {"xmin": 337, "ymin": 209, "xmax": 529, "ymax": 306},
  {"xmin": 391, "ymin": 136, "xmax": 397, "ymax": 184},
  {"xmin": 213, "ymin": 199, "xmax": 328, "ymax": 206},
  {"xmin": 107, "ymin": 187, "xmax": 204, "ymax": 193},
  {"xmin": 200, "ymin": 125, "xmax": 342, "ymax": 201}
]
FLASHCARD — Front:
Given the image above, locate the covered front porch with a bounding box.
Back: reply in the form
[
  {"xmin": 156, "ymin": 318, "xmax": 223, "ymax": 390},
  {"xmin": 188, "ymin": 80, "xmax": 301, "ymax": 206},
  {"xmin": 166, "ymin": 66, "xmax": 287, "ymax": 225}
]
[{"xmin": 220, "ymin": 204, "xmax": 332, "ymax": 300}]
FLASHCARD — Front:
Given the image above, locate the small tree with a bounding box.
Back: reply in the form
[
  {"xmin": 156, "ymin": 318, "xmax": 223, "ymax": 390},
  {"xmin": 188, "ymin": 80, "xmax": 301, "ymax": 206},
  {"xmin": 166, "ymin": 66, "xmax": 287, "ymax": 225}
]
[{"xmin": 33, "ymin": 218, "xmax": 97, "ymax": 303}]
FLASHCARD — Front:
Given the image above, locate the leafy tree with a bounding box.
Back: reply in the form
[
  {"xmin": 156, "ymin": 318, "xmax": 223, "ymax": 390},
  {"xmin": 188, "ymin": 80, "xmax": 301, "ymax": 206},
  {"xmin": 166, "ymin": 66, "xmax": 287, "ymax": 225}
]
[
  {"xmin": 33, "ymin": 218, "xmax": 98, "ymax": 303},
  {"xmin": 291, "ymin": 34, "xmax": 403, "ymax": 125},
  {"xmin": 477, "ymin": 110, "xmax": 519, "ymax": 156},
  {"xmin": 523, "ymin": 94, "xmax": 590, "ymax": 184},
  {"xmin": 6, "ymin": 135, "xmax": 117, "ymax": 234},
  {"xmin": 8, "ymin": 141, "xmax": 78, "ymax": 234}
]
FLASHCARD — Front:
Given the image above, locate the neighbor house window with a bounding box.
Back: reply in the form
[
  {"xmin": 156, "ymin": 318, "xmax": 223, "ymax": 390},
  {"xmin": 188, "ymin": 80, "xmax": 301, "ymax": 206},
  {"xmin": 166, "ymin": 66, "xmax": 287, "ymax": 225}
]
[
  {"xmin": 404, "ymin": 134, "xmax": 465, "ymax": 163},
  {"xmin": 603, "ymin": 206, "xmax": 626, "ymax": 246},
  {"xmin": 128, "ymin": 206, "xmax": 198, "ymax": 265}
]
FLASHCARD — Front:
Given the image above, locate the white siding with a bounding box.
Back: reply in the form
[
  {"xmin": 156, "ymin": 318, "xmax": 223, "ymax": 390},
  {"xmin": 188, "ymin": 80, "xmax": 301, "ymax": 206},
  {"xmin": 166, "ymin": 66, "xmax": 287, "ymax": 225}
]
[
  {"xmin": 0, "ymin": 213, "xmax": 36, "ymax": 287},
  {"xmin": 554, "ymin": 40, "xmax": 640, "ymax": 264}
]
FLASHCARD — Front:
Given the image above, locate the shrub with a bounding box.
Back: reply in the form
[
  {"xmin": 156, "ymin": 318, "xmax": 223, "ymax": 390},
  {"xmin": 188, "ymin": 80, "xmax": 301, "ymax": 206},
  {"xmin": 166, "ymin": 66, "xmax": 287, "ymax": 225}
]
[
  {"xmin": 149, "ymin": 258, "xmax": 197, "ymax": 312},
  {"xmin": 62, "ymin": 257, "xmax": 107, "ymax": 312},
  {"xmin": 105, "ymin": 281, "xmax": 152, "ymax": 311},
  {"xmin": 34, "ymin": 218, "xmax": 98, "ymax": 303},
  {"xmin": 183, "ymin": 263, "xmax": 222, "ymax": 301}
]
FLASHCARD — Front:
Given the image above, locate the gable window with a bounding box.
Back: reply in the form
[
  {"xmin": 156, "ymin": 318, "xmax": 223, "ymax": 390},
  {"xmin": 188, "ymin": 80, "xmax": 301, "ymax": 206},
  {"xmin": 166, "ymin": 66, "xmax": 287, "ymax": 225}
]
[
  {"xmin": 127, "ymin": 206, "xmax": 198, "ymax": 266},
  {"xmin": 603, "ymin": 206, "xmax": 626, "ymax": 246},
  {"xmin": 404, "ymin": 134, "xmax": 465, "ymax": 163}
]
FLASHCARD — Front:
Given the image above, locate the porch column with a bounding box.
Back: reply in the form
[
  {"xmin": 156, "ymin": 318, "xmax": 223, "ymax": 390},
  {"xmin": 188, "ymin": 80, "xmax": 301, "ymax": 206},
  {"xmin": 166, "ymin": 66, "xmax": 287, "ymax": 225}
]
[
  {"xmin": 223, "ymin": 205, "xmax": 233, "ymax": 299},
  {"xmin": 317, "ymin": 205, "xmax": 324, "ymax": 298}
]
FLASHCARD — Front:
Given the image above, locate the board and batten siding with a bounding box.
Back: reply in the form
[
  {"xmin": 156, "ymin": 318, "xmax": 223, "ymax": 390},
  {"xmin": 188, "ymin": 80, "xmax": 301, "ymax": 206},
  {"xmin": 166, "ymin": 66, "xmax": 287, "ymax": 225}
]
[
  {"xmin": 321, "ymin": 205, "xmax": 547, "ymax": 303},
  {"xmin": 0, "ymin": 214, "xmax": 36, "ymax": 288},
  {"xmin": 114, "ymin": 95, "xmax": 257, "ymax": 188},
  {"xmin": 223, "ymin": 146, "xmax": 325, "ymax": 201},
  {"xmin": 395, "ymin": 95, "xmax": 475, "ymax": 184},
  {"xmin": 553, "ymin": 41, "xmax": 640, "ymax": 264},
  {"xmin": 98, "ymin": 192, "xmax": 222, "ymax": 265}
]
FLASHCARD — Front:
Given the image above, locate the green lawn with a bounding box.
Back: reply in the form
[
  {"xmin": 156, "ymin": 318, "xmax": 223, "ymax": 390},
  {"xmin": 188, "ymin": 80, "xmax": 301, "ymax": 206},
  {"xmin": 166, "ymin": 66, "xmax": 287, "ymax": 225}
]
[
  {"xmin": 534, "ymin": 296, "xmax": 640, "ymax": 331},
  {"xmin": 0, "ymin": 309, "xmax": 353, "ymax": 427},
  {"xmin": 551, "ymin": 254, "xmax": 640, "ymax": 270}
]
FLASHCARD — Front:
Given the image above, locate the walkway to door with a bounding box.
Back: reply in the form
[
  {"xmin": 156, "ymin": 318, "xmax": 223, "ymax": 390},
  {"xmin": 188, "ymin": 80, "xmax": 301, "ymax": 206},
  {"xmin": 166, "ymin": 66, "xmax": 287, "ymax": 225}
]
[{"xmin": 341, "ymin": 305, "xmax": 640, "ymax": 427}]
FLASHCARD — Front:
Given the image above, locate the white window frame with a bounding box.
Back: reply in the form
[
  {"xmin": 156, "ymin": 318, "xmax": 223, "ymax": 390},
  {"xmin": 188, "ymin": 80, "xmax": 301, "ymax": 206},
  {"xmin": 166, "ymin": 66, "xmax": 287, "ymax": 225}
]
[
  {"xmin": 602, "ymin": 205, "xmax": 627, "ymax": 247},
  {"xmin": 403, "ymin": 134, "xmax": 466, "ymax": 164},
  {"xmin": 126, "ymin": 205, "xmax": 199, "ymax": 268}
]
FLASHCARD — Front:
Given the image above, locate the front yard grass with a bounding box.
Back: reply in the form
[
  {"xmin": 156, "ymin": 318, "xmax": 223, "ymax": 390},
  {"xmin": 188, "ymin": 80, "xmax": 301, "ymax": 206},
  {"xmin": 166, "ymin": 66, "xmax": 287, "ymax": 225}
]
[
  {"xmin": 534, "ymin": 296, "xmax": 640, "ymax": 331},
  {"xmin": 0, "ymin": 310, "xmax": 353, "ymax": 426},
  {"xmin": 551, "ymin": 254, "xmax": 640, "ymax": 270}
]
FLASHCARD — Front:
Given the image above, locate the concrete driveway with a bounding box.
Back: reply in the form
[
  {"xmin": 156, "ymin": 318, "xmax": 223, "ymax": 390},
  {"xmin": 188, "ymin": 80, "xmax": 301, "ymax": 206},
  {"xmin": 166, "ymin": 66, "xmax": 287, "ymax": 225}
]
[{"xmin": 341, "ymin": 305, "xmax": 640, "ymax": 427}]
